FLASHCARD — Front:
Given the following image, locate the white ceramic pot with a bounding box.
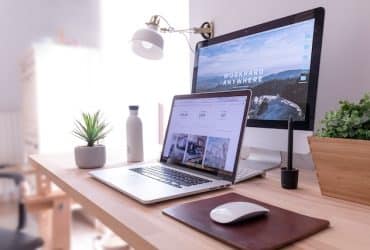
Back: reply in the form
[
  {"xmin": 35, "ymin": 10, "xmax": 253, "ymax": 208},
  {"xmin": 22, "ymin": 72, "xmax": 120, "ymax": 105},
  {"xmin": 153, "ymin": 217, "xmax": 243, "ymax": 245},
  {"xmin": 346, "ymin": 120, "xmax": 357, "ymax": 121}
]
[{"xmin": 74, "ymin": 145, "xmax": 106, "ymax": 169}]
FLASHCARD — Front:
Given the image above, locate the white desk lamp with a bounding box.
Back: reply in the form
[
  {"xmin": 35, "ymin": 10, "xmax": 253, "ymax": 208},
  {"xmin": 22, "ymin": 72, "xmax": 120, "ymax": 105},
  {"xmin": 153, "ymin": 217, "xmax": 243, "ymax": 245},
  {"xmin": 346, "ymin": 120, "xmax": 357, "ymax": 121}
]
[{"xmin": 131, "ymin": 15, "xmax": 214, "ymax": 59}]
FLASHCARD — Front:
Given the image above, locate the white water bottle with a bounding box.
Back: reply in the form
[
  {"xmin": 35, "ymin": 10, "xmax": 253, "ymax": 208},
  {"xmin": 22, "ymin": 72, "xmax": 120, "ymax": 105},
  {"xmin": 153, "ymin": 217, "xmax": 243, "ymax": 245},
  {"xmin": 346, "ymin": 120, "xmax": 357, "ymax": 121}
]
[{"xmin": 126, "ymin": 105, "xmax": 143, "ymax": 162}]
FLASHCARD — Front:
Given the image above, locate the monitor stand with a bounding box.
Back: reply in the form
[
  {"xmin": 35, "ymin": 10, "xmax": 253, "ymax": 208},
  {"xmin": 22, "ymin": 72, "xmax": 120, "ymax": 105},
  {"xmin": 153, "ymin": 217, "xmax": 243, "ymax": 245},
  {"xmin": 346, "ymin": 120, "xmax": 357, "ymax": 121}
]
[{"xmin": 238, "ymin": 146, "xmax": 282, "ymax": 171}]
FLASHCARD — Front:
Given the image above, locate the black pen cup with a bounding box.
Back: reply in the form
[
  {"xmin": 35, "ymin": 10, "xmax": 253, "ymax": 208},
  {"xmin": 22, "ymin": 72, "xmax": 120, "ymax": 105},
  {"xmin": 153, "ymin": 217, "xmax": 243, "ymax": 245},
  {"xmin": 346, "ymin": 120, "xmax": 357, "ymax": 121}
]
[{"xmin": 281, "ymin": 167, "xmax": 299, "ymax": 189}]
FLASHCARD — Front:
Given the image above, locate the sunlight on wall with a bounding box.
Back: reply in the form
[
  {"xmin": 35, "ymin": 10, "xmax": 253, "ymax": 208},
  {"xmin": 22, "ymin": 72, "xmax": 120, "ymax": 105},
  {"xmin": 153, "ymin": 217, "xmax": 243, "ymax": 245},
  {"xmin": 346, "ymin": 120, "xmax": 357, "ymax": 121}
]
[
  {"xmin": 34, "ymin": 43, "xmax": 103, "ymax": 154},
  {"xmin": 35, "ymin": 1, "xmax": 190, "ymax": 161}
]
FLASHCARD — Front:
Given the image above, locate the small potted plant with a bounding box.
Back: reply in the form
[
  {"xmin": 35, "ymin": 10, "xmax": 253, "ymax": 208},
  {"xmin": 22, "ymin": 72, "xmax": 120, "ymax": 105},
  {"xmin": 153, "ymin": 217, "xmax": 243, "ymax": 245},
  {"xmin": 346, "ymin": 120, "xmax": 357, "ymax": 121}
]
[
  {"xmin": 308, "ymin": 93, "xmax": 370, "ymax": 205},
  {"xmin": 73, "ymin": 111, "xmax": 110, "ymax": 169}
]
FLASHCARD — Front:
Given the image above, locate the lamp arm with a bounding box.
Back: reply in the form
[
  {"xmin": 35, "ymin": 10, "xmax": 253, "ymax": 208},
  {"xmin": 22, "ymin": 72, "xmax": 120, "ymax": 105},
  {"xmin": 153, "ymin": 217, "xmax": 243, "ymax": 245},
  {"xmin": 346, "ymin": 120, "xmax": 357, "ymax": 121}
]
[
  {"xmin": 154, "ymin": 15, "xmax": 174, "ymax": 31},
  {"xmin": 154, "ymin": 15, "xmax": 214, "ymax": 39},
  {"xmin": 160, "ymin": 27, "xmax": 210, "ymax": 34},
  {"xmin": 161, "ymin": 27, "xmax": 192, "ymax": 33}
]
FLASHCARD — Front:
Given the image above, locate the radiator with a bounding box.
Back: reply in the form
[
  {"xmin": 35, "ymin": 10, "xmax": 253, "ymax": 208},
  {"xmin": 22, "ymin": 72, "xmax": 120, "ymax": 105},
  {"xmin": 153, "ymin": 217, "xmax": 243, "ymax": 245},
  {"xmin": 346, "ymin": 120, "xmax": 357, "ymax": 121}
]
[{"xmin": 0, "ymin": 112, "xmax": 23, "ymax": 165}]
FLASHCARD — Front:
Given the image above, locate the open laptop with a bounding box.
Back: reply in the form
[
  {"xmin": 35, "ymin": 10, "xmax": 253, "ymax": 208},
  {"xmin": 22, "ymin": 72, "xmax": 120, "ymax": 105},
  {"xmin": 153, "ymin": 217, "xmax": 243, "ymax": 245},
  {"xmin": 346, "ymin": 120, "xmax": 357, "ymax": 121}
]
[{"xmin": 90, "ymin": 90, "xmax": 253, "ymax": 204}]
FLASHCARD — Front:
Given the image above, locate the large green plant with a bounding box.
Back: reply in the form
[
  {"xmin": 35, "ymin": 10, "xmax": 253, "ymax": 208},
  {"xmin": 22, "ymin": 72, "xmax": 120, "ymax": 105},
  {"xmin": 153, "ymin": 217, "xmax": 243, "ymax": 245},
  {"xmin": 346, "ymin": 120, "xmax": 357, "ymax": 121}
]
[
  {"xmin": 73, "ymin": 111, "xmax": 110, "ymax": 146},
  {"xmin": 318, "ymin": 93, "xmax": 370, "ymax": 140}
]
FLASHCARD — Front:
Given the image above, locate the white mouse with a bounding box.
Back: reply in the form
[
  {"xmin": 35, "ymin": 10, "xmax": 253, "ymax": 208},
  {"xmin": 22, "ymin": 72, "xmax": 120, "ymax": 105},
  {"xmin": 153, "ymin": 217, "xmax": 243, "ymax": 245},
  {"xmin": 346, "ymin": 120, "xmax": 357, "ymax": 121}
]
[{"xmin": 210, "ymin": 201, "xmax": 269, "ymax": 224}]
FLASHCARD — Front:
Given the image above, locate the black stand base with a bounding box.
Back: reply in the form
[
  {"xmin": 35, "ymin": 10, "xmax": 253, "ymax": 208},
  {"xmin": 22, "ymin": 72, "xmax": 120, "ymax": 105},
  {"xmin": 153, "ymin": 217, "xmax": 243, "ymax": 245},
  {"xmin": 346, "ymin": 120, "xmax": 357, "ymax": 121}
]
[{"xmin": 281, "ymin": 167, "xmax": 299, "ymax": 189}]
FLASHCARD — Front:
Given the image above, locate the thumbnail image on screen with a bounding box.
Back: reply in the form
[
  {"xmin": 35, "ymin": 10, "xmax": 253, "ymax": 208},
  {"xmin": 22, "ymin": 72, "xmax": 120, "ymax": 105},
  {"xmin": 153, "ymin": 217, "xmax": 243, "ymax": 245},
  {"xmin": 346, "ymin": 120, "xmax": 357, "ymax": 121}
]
[
  {"xmin": 183, "ymin": 135, "xmax": 207, "ymax": 167},
  {"xmin": 167, "ymin": 133, "xmax": 188, "ymax": 164},
  {"xmin": 194, "ymin": 19, "xmax": 315, "ymax": 121},
  {"xmin": 166, "ymin": 134, "xmax": 231, "ymax": 171},
  {"xmin": 203, "ymin": 137, "xmax": 230, "ymax": 170}
]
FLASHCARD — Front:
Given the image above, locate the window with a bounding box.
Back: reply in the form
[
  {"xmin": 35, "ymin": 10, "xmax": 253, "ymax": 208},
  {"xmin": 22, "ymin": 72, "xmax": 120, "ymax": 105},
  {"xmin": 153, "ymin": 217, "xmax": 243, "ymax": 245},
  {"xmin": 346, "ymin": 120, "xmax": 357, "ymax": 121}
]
[{"xmin": 34, "ymin": 1, "xmax": 190, "ymax": 159}]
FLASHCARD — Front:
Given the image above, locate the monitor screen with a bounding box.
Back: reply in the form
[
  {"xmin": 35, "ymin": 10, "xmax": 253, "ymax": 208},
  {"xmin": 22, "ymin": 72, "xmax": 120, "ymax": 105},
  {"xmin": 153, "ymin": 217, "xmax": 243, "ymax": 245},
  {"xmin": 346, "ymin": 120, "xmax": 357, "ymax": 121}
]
[
  {"xmin": 161, "ymin": 94, "xmax": 249, "ymax": 178},
  {"xmin": 192, "ymin": 8, "xmax": 324, "ymax": 130}
]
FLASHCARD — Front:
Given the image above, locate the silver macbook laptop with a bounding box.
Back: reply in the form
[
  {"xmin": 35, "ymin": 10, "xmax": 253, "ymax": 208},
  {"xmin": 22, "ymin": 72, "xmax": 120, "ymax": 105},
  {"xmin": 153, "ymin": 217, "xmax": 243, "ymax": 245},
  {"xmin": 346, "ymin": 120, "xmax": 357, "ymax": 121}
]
[{"xmin": 90, "ymin": 90, "xmax": 252, "ymax": 204}]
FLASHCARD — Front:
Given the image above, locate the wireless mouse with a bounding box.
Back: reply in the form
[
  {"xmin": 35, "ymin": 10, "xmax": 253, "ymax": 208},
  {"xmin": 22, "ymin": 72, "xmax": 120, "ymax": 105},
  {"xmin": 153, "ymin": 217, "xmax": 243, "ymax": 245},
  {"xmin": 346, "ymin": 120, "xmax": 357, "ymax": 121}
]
[{"xmin": 210, "ymin": 201, "xmax": 269, "ymax": 224}]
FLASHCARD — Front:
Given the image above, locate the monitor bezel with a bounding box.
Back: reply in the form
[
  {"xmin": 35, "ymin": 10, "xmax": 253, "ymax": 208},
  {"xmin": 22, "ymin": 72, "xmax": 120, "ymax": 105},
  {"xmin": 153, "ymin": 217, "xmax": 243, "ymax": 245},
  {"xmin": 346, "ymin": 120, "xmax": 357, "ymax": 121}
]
[{"xmin": 191, "ymin": 7, "xmax": 325, "ymax": 130}]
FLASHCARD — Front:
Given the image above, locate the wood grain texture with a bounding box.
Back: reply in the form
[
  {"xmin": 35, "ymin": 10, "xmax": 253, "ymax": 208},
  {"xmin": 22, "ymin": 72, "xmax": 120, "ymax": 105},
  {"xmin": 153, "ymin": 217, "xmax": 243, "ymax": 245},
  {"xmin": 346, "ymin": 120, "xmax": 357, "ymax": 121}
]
[
  {"xmin": 30, "ymin": 153, "xmax": 370, "ymax": 250},
  {"xmin": 309, "ymin": 136, "xmax": 370, "ymax": 206}
]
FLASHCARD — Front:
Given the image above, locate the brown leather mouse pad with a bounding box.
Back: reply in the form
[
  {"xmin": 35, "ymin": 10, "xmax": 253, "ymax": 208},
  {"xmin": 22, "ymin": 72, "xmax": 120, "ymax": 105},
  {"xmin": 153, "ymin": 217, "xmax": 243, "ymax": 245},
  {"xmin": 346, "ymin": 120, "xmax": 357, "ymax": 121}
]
[{"xmin": 162, "ymin": 192, "xmax": 329, "ymax": 249}]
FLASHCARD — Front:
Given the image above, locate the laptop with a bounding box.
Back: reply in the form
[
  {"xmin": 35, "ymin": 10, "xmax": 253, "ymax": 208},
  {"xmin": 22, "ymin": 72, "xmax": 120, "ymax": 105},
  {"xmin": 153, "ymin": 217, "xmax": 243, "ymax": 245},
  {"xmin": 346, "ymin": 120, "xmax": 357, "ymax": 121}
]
[{"xmin": 90, "ymin": 90, "xmax": 253, "ymax": 204}]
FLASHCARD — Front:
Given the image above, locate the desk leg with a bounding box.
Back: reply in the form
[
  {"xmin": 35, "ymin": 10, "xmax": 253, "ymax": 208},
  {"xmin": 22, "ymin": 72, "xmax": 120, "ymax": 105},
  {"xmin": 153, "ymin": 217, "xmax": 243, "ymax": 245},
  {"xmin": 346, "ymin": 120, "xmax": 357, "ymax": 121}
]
[
  {"xmin": 52, "ymin": 196, "xmax": 71, "ymax": 250},
  {"xmin": 36, "ymin": 209, "xmax": 53, "ymax": 250},
  {"xmin": 34, "ymin": 196, "xmax": 71, "ymax": 250},
  {"xmin": 33, "ymin": 169, "xmax": 72, "ymax": 250}
]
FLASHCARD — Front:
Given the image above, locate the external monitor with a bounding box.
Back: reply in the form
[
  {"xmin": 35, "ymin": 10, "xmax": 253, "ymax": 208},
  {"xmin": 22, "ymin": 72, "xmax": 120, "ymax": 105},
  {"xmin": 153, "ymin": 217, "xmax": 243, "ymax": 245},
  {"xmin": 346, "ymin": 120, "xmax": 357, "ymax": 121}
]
[{"xmin": 191, "ymin": 8, "xmax": 325, "ymax": 169}]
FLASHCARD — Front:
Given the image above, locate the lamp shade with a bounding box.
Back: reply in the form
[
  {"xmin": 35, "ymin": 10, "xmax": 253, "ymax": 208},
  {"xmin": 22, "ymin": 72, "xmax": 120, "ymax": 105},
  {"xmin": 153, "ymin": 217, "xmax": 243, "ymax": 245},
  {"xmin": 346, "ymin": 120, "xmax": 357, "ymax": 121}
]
[{"xmin": 131, "ymin": 26, "xmax": 164, "ymax": 60}]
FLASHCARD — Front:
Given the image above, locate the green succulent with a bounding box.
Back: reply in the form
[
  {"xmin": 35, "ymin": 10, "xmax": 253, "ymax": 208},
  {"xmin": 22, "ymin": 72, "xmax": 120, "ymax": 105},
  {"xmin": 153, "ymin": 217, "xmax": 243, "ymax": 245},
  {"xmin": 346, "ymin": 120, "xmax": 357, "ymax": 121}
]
[
  {"xmin": 318, "ymin": 93, "xmax": 370, "ymax": 140},
  {"xmin": 73, "ymin": 111, "xmax": 110, "ymax": 146}
]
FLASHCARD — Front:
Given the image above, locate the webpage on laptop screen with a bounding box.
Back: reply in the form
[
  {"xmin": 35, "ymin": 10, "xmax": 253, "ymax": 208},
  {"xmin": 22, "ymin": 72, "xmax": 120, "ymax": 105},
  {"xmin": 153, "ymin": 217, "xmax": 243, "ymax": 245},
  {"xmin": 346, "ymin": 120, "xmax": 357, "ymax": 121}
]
[{"xmin": 162, "ymin": 96, "xmax": 247, "ymax": 176}]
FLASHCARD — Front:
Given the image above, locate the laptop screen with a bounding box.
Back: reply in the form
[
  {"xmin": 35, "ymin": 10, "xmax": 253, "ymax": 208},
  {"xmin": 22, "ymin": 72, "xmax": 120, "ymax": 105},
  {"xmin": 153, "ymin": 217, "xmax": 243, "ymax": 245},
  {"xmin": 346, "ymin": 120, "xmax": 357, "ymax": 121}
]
[{"xmin": 161, "ymin": 92, "xmax": 250, "ymax": 179}]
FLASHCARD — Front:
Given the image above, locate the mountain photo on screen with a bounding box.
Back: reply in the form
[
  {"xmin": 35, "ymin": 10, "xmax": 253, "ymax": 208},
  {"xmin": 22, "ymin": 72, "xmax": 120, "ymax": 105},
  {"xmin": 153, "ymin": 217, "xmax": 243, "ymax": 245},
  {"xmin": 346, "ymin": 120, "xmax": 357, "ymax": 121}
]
[{"xmin": 195, "ymin": 19, "xmax": 315, "ymax": 121}]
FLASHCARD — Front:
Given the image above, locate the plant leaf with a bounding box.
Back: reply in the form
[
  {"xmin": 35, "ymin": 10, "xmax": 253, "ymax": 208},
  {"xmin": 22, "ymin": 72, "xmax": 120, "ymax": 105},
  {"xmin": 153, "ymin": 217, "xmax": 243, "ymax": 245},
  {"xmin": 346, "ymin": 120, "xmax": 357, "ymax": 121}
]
[{"xmin": 72, "ymin": 110, "xmax": 111, "ymax": 146}]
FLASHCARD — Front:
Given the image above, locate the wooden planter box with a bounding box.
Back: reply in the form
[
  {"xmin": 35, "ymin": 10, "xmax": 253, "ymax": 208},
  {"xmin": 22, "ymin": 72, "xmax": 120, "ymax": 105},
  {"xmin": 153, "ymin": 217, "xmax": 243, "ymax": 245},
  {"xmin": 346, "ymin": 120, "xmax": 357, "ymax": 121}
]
[{"xmin": 308, "ymin": 136, "xmax": 370, "ymax": 206}]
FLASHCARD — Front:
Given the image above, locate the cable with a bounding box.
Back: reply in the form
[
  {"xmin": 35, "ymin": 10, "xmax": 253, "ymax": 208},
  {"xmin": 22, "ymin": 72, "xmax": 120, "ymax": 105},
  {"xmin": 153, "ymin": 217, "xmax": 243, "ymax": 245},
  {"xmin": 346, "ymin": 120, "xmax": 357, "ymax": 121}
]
[
  {"xmin": 156, "ymin": 15, "xmax": 195, "ymax": 53},
  {"xmin": 180, "ymin": 33, "xmax": 195, "ymax": 53},
  {"xmin": 157, "ymin": 15, "xmax": 175, "ymax": 32}
]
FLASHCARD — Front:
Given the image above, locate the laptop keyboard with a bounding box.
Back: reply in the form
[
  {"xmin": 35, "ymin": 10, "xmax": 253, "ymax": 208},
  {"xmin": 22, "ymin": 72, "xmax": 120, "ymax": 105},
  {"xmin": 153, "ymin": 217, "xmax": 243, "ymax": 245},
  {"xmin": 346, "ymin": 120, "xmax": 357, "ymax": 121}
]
[{"xmin": 130, "ymin": 165, "xmax": 211, "ymax": 188}]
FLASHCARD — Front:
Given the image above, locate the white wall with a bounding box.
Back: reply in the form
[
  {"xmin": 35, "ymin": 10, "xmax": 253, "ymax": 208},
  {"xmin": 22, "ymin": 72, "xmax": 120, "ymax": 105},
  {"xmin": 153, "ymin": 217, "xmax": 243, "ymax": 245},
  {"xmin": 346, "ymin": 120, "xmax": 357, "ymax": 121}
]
[
  {"xmin": 98, "ymin": 0, "xmax": 190, "ymax": 159},
  {"xmin": 189, "ymin": 0, "xmax": 370, "ymax": 130},
  {"xmin": 0, "ymin": 0, "xmax": 100, "ymax": 111}
]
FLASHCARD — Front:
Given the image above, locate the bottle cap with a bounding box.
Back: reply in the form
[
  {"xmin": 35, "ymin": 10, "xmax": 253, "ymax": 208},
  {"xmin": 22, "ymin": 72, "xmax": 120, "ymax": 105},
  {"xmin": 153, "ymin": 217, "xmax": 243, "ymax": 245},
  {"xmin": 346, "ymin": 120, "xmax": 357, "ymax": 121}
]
[{"xmin": 128, "ymin": 105, "xmax": 139, "ymax": 111}]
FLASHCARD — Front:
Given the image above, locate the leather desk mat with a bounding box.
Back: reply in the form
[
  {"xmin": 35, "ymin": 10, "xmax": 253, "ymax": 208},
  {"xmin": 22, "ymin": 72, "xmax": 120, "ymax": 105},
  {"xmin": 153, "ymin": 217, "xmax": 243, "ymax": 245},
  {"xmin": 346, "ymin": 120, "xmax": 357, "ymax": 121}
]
[{"xmin": 162, "ymin": 192, "xmax": 329, "ymax": 250}]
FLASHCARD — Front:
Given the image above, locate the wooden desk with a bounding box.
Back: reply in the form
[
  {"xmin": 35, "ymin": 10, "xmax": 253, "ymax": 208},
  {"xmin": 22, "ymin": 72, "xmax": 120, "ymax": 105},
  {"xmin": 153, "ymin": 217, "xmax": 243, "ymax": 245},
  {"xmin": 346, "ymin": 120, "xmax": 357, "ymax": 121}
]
[{"xmin": 30, "ymin": 154, "xmax": 370, "ymax": 250}]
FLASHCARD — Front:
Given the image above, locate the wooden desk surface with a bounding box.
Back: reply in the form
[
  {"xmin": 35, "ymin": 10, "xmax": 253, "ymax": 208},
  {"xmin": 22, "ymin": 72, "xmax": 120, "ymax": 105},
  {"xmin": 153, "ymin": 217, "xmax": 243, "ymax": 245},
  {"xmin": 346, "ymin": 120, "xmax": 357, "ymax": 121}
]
[{"xmin": 30, "ymin": 154, "xmax": 370, "ymax": 250}]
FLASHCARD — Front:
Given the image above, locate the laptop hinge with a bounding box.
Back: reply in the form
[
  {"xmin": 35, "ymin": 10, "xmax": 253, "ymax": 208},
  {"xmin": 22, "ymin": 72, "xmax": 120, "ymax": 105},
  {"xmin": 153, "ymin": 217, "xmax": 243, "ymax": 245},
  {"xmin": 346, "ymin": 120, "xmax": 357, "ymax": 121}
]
[{"xmin": 162, "ymin": 162, "xmax": 226, "ymax": 181}]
